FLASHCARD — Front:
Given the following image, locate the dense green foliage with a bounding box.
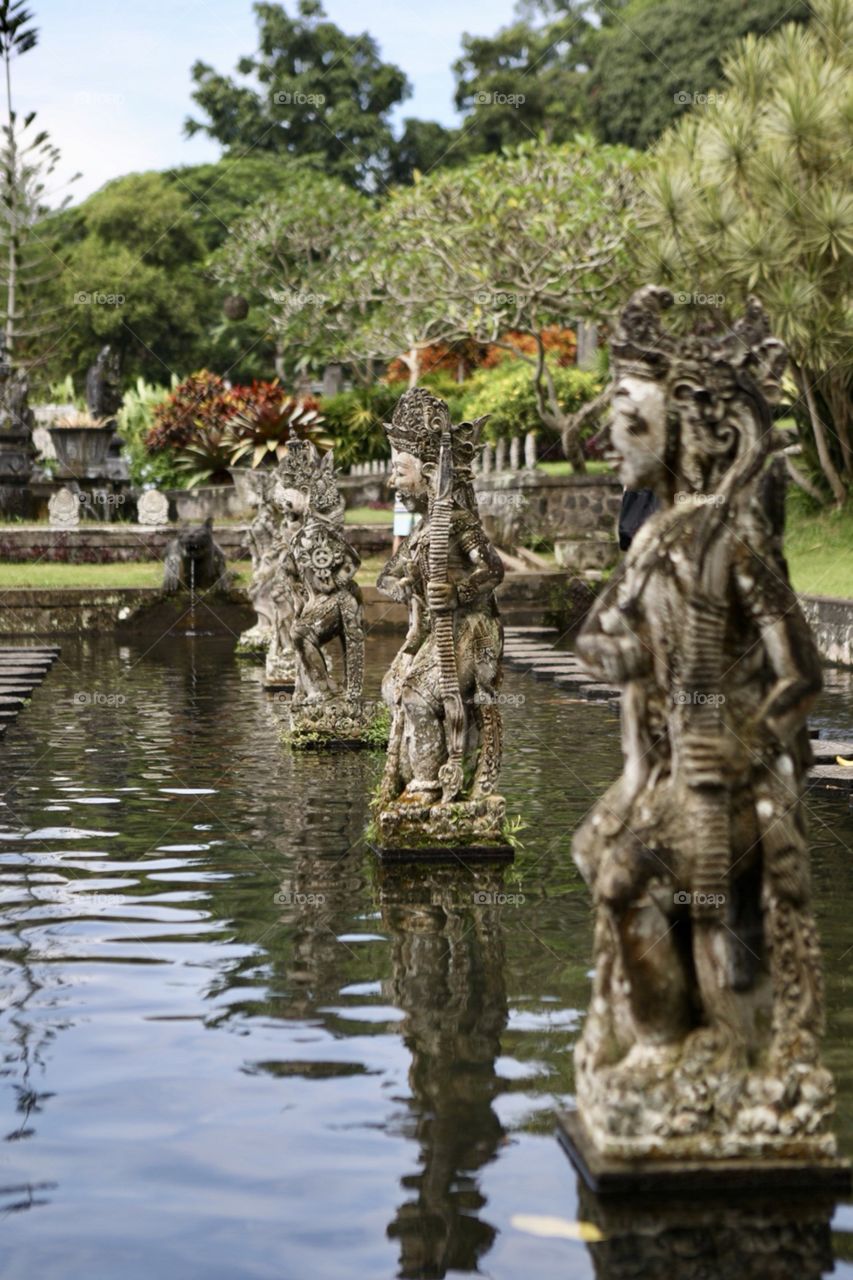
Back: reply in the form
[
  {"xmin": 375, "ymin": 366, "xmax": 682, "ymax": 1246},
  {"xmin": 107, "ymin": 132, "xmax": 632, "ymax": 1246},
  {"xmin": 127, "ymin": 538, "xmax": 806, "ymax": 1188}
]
[
  {"xmin": 588, "ymin": 0, "xmax": 811, "ymax": 148},
  {"xmin": 459, "ymin": 361, "xmax": 602, "ymax": 444},
  {"xmin": 639, "ymin": 0, "xmax": 853, "ymax": 502},
  {"xmin": 185, "ymin": 0, "xmax": 411, "ymax": 190},
  {"xmin": 39, "ymin": 155, "xmax": 315, "ymax": 388}
]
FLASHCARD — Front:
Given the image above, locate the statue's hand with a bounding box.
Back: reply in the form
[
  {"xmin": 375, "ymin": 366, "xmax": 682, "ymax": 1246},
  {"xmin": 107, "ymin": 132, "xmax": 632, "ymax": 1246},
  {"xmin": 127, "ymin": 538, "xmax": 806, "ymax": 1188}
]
[{"xmin": 427, "ymin": 582, "xmax": 457, "ymax": 613}]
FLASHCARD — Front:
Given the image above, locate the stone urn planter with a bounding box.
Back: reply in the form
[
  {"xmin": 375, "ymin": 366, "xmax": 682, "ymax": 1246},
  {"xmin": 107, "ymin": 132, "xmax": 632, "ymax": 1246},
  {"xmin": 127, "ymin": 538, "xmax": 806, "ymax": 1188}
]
[{"xmin": 48, "ymin": 421, "xmax": 116, "ymax": 476}]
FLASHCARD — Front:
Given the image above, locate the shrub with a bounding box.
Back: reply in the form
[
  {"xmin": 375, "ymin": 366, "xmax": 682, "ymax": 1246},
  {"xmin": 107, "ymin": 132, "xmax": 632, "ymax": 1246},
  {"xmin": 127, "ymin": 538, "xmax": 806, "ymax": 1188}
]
[
  {"xmin": 146, "ymin": 371, "xmax": 244, "ymax": 454},
  {"xmin": 118, "ymin": 376, "xmax": 184, "ymax": 489},
  {"xmin": 319, "ymin": 385, "xmax": 403, "ymax": 467},
  {"xmin": 459, "ymin": 361, "xmax": 602, "ymax": 444},
  {"xmin": 227, "ymin": 382, "xmax": 330, "ymax": 466}
]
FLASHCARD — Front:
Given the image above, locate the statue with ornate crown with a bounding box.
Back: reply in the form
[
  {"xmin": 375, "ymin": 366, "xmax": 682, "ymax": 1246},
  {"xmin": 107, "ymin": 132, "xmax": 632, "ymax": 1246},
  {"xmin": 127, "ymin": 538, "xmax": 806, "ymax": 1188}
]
[
  {"xmin": 270, "ymin": 438, "xmax": 374, "ymax": 746},
  {"xmin": 371, "ymin": 388, "xmax": 512, "ymax": 859},
  {"xmin": 559, "ymin": 286, "xmax": 848, "ymax": 1190}
]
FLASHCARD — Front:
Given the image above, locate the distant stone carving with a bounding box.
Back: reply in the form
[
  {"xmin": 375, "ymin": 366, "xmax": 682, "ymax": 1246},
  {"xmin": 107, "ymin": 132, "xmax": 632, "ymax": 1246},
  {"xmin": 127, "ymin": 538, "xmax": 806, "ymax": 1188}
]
[
  {"xmin": 48, "ymin": 486, "xmax": 81, "ymax": 529},
  {"xmin": 136, "ymin": 489, "xmax": 169, "ymax": 527},
  {"xmin": 85, "ymin": 345, "xmax": 122, "ymax": 422},
  {"xmin": 272, "ymin": 440, "xmax": 373, "ymax": 744},
  {"xmin": 236, "ymin": 472, "xmax": 278, "ymax": 658},
  {"xmin": 567, "ymin": 286, "xmax": 845, "ymax": 1171},
  {"xmin": 162, "ymin": 517, "xmax": 230, "ymax": 594},
  {"xmin": 371, "ymin": 389, "xmax": 511, "ymax": 857}
]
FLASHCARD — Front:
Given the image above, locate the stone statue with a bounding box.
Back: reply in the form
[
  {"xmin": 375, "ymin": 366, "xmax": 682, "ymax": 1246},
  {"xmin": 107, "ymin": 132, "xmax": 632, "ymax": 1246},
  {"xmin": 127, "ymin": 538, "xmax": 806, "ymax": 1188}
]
[
  {"xmin": 371, "ymin": 389, "xmax": 511, "ymax": 857},
  {"xmin": 136, "ymin": 489, "xmax": 169, "ymax": 527},
  {"xmin": 48, "ymin": 486, "xmax": 81, "ymax": 529},
  {"xmin": 236, "ymin": 472, "xmax": 278, "ymax": 658},
  {"xmin": 85, "ymin": 345, "xmax": 122, "ymax": 422},
  {"xmin": 272, "ymin": 439, "xmax": 371, "ymax": 744},
  {"xmin": 163, "ymin": 516, "xmax": 230, "ymax": 594},
  {"xmin": 566, "ymin": 286, "xmax": 845, "ymax": 1173}
]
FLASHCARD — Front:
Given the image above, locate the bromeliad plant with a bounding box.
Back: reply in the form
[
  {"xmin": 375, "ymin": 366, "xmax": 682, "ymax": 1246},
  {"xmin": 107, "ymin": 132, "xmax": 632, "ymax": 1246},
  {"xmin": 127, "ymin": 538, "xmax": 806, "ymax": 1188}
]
[
  {"xmin": 226, "ymin": 380, "xmax": 330, "ymax": 467},
  {"xmin": 145, "ymin": 371, "xmax": 329, "ymax": 486}
]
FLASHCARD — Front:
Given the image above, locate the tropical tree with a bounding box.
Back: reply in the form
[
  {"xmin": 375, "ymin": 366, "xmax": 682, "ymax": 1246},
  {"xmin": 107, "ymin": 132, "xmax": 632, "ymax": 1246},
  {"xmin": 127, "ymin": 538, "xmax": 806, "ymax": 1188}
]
[
  {"xmin": 588, "ymin": 0, "xmax": 811, "ymax": 149},
  {"xmin": 338, "ymin": 140, "xmax": 640, "ymax": 467},
  {"xmin": 452, "ymin": 2, "xmax": 596, "ymax": 154},
  {"xmin": 0, "ymin": 0, "xmax": 78, "ymax": 375},
  {"xmin": 185, "ymin": 0, "xmax": 412, "ymax": 192},
  {"xmin": 637, "ymin": 0, "xmax": 853, "ymax": 503},
  {"xmin": 211, "ymin": 168, "xmax": 369, "ymax": 380}
]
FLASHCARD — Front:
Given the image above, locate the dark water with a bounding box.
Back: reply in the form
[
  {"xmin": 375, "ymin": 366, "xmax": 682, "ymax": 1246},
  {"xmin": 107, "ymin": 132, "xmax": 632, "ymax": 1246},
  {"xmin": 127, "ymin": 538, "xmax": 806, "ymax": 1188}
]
[{"xmin": 0, "ymin": 632, "xmax": 852, "ymax": 1279}]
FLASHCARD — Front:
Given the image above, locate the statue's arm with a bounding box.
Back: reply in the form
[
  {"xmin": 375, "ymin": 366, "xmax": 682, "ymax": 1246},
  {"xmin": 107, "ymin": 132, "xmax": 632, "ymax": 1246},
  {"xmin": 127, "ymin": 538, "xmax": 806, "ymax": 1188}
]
[
  {"xmin": 453, "ymin": 521, "xmax": 504, "ymax": 607},
  {"xmin": 736, "ymin": 542, "xmax": 822, "ymax": 745},
  {"xmin": 576, "ymin": 559, "xmax": 650, "ymax": 684},
  {"xmin": 377, "ymin": 544, "xmax": 414, "ymax": 604}
]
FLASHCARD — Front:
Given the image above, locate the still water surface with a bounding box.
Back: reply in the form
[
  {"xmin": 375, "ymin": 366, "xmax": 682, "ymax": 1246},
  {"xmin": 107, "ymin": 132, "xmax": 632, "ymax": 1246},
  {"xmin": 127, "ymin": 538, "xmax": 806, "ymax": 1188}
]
[{"xmin": 1, "ymin": 633, "xmax": 852, "ymax": 1279}]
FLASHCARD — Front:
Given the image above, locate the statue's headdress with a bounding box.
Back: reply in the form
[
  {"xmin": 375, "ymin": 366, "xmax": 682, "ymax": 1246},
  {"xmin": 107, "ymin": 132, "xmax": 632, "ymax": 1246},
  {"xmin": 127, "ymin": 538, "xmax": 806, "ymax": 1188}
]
[
  {"xmin": 612, "ymin": 286, "xmax": 788, "ymax": 502},
  {"xmin": 275, "ymin": 439, "xmax": 342, "ymax": 521},
  {"xmin": 384, "ymin": 388, "xmax": 483, "ymax": 472}
]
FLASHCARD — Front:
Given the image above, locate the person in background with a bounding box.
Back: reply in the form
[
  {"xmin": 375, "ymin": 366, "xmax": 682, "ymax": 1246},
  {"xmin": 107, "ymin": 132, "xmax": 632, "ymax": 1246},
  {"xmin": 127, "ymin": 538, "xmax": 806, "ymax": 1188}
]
[
  {"xmin": 392, "ymin": 490, "xmax": 415, "ymax": 555},
  {"xmin": 618, "ymin": 488, "xmax": 659, "ymax": 551}
]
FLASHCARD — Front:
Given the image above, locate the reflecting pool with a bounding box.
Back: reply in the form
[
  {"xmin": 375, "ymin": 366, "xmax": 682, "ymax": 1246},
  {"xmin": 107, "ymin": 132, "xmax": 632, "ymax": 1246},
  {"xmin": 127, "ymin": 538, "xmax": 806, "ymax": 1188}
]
[{"xmin": 1, "ymin": 633, "xmax": 852, "ymax": 1278}]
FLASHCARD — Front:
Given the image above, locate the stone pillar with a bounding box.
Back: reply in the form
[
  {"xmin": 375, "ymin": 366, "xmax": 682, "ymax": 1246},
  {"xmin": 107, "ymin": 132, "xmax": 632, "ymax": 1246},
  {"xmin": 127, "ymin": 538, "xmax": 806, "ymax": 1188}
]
[
  {"xmin": 495, "ymin": 440, "xmax": 507, "ymax": 473},
  {"xmin": 524, "ymin": 431, "xmax": 538, "ymax": 470},
  {"xmin": 481, "ymin": 445, "xmax": 493, "ymax": 476},
  {"xmin": 509, "ymin": 436, "xmax": 521, "ymax": 471},
  {"xmin": 321, "ymin": 363, "xmax": 343, "ymax": 397},
  {"xmin": 576, "ymin": 319, "xmax": 599, "ymax": 371}
]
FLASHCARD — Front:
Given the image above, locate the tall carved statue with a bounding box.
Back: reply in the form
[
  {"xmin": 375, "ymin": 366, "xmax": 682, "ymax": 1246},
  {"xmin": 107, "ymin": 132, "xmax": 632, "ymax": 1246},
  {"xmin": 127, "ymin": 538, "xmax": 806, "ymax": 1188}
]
[
  {"xmin": 237, "ymin": 473, "xmax": 279, "ymax": 659},
  {"xmin": 563, "ymin": 286, "xmax": 847, "ymax": 1182},
  {"xmin": 372, "ymin": 389, "xmax": 511, "ymax": 859},
  {"xmin": 272, "ymin": 439, "xmax": 372, "ymax": 745}
]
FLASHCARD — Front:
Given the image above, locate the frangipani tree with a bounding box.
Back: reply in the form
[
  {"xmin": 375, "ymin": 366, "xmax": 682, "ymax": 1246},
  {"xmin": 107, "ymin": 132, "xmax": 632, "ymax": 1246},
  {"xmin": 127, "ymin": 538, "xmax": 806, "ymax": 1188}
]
[
  {"xmin": 211, "ymin": 166, "xmax": 369, "ymax": 379},
  {"xmin": 638, "ymin": 0, "xmax": 853, "ymax": 503},
  {"xmin": 342, "ymin": 139, "xmax": 641, "ymax": 467}
]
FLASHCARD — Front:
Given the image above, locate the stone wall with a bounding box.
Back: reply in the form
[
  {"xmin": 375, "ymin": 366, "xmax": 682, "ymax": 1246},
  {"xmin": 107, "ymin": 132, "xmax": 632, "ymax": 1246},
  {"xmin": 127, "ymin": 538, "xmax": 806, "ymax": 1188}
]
[
  {"xmin": 475, "ymin": 471, "xmax": 622, "ymax": 569},
  {"xmin": 0, "ymin": 571, "xmax": 594, "ymax": 635},
  {"xmin": 0, "ymin": 523, "xmax": 391, "ymax": 564},
  {"xmin": 800, "ymin": 594, "xmax": 853, "ymax": 668}
]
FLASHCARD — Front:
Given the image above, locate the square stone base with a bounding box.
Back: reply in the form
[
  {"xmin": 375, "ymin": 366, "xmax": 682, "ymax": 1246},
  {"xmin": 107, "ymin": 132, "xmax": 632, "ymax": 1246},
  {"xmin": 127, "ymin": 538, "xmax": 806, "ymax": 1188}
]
[{"xmin": 557, "ymin": 1108, "xmax": 851, "ymax": 1196}]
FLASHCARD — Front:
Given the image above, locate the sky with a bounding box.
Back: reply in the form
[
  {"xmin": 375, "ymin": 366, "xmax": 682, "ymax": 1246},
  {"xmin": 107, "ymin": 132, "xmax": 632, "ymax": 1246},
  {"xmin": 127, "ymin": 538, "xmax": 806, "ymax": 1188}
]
[{"xmin": 16, "ymin": 0, "xmax": 520, "ymax": 204}]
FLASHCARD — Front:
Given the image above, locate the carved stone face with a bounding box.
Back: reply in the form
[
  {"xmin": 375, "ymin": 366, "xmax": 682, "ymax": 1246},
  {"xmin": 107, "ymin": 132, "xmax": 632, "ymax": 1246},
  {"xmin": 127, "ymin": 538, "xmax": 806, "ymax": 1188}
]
[
  {"xmin": 274, "ymin": 483, "xmax": 308, "ymax": 531},
  {"xmin": 610, "ymin": 374, "xmax": 668, "ymax": 491},
  {"xmin": 389, "ymin": 449, "xmax": 428, "ymax": 512}
]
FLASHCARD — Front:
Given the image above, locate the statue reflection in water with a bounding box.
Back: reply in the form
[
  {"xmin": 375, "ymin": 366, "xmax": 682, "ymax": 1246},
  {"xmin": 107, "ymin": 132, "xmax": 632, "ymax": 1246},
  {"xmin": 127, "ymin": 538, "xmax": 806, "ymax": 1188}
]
[
  {"xmin": 574, "ymin": 1180, "xmax": 838, "ymax": 1280},
  {"xmin": 378, "ymin": 866, "xmax": 508, "ymax": 1279}
]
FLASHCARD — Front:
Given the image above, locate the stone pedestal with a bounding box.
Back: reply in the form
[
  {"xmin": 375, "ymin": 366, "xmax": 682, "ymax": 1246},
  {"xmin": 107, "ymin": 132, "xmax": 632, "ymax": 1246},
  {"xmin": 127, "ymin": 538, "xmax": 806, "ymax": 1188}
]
[
  {"xmin": 557, "ymin": 1107, "xmax": 851, "ymax": 1196},
  {"xmin": 371, "ymin": 795, "xmax": 513, "ymax": 863}
]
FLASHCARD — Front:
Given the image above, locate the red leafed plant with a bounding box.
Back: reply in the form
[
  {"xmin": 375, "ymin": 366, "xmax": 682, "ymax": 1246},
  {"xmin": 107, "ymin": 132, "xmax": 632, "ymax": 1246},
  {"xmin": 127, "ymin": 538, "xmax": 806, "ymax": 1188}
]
[
  {"xmin": 226, "ymin": 380, "xmax": 331, "ymax": 468},
  {"xmin": 145, "ymin": 371, "xmax": 248, "ymax": 454},
  {"xmin": 145, "ymin": 372, "xmax": 330, "ymax": 486},
  {"xmin": 481, "ymin": 326, "xmax": 578, "ymax": 369}
]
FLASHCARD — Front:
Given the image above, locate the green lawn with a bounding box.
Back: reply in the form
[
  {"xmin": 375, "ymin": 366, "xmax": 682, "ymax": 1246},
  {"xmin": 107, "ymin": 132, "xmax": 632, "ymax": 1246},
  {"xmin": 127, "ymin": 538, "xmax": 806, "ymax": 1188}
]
[
  {"xmin": 0, "ymin": 487, "xmax": 848, "ymax": 599},
  {"xmin": 344, "ymin": 506, "xmax": 393, "ymax": 524},
  {"xmin": 785, "ymin": 491, "xmax": 853, "ymax": 598}
]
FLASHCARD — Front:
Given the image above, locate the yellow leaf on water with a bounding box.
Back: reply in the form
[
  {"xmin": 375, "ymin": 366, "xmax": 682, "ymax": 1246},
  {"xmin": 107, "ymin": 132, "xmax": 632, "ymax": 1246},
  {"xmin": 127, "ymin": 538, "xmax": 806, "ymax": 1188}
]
[{"xmin": 510, "ymin": 1213, "xmax": 604, "ymax": 1242}]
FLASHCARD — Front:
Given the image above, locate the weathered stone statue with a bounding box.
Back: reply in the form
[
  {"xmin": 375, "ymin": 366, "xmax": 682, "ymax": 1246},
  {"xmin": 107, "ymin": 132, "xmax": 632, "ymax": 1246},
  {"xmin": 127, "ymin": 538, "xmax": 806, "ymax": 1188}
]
[
  {"xmin": 563, "ymin": 286, "xmax": 847, "ymax": 1183},
  {"xmin": 371, "ymin": 389, "xmax": 511, "ymax": 858},
  {"xmin": 85, "ymin": 345, "xmax": 122, "ymax": 422},
  {"xmin": 272, "ymin": 439, "xmax": 371, "ymax": 744},
  {"xmin": 163, "ymin": 517, "xmax": 230, "ymax": 594},
  {"xmin": 236, "ymin": 473, "xmax": 278, "ymax": 659},
  {"xmin": 0, "ymin": 359, "xmax": 34, "ymax": 517}
]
